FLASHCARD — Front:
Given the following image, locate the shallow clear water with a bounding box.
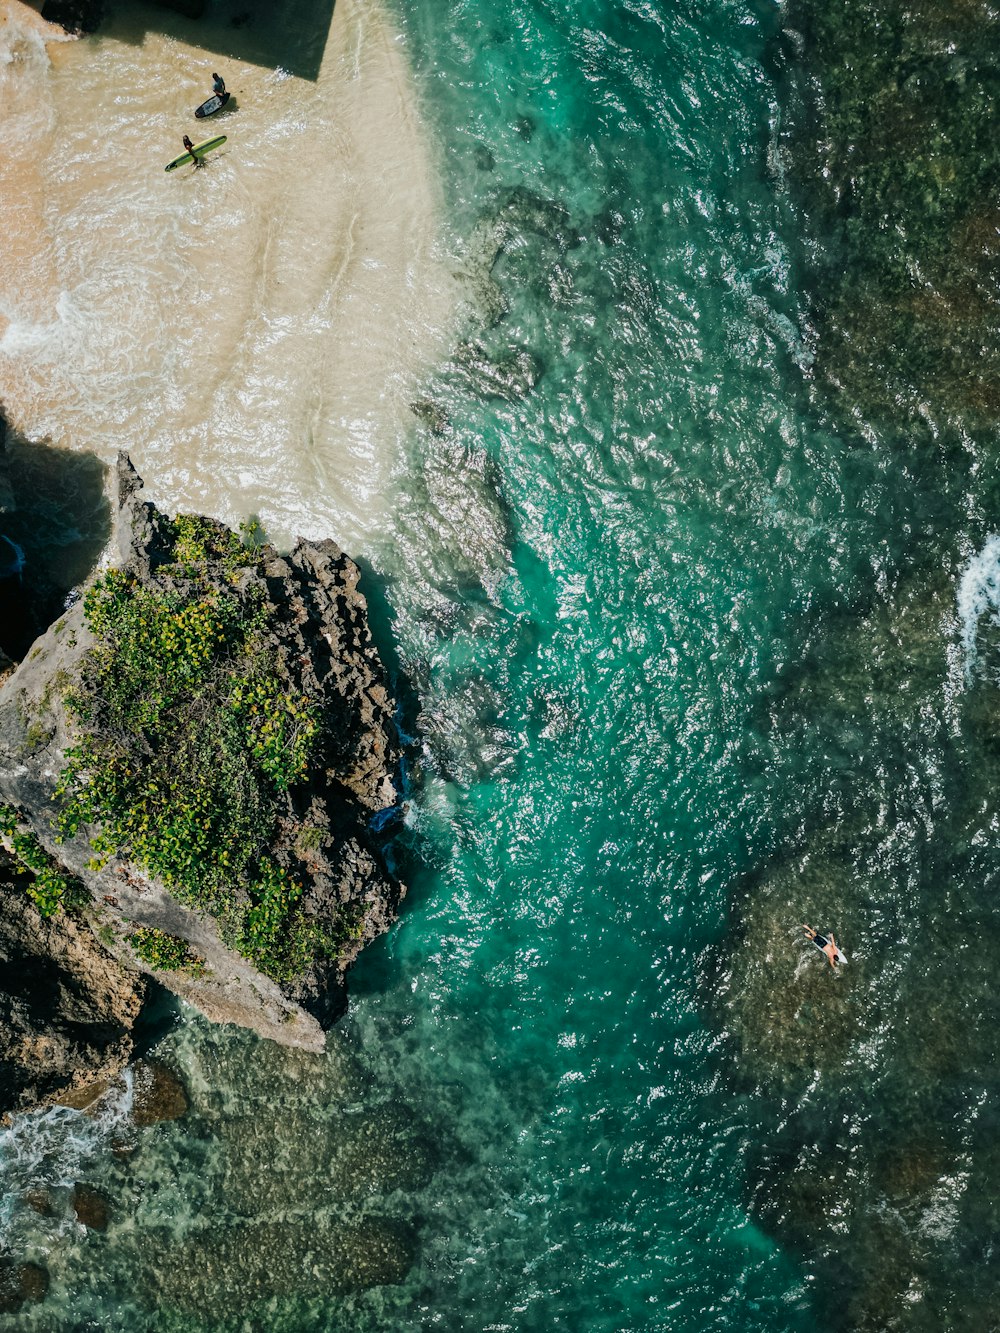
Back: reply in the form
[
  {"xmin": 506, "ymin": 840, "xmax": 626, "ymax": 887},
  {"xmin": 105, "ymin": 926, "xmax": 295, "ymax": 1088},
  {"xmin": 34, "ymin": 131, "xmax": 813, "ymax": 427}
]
[{"xmin": 1, "ymin": 0, "xmax": 1000, "ymax": 1327}]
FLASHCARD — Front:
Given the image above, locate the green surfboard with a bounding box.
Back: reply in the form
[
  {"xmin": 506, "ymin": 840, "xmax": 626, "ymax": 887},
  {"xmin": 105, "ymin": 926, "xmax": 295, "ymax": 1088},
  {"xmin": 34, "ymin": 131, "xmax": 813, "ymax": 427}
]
[{"xmin": 165, "ymin": 135, "xmax": 226, "ymax": 172}]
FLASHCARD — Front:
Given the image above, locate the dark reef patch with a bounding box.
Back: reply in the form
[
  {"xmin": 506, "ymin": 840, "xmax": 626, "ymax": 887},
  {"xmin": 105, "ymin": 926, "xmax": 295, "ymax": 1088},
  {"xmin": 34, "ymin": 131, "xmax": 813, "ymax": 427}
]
[
  {"xmin": 781, "ymin": 0, "xmax": 1000, "ymax": 436},
  {"xmin": 716, "ymin": 568, "xmax": 1000, "ymax": 1327}
]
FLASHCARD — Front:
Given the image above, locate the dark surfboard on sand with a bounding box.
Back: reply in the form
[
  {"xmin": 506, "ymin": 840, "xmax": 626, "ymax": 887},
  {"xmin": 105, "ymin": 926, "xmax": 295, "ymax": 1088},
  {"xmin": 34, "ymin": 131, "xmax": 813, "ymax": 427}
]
[{"xmin": 195, "ymin": 91, "xmax": 230, "ymax": 119}]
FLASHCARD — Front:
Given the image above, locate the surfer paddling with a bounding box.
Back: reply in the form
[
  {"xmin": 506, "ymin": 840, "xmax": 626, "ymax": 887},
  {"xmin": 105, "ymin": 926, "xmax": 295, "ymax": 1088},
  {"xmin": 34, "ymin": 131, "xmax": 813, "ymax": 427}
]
[{"xmin": 802, "ymin": 923, "xmax": 841, "ymax": 968}]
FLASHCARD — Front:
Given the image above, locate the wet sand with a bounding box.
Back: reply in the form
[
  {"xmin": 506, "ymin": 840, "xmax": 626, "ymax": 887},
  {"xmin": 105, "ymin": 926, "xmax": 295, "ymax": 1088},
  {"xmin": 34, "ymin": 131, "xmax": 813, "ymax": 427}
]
[{"xmin": 0, "ymin": 0, "xmax": 461, "ymax": 552}]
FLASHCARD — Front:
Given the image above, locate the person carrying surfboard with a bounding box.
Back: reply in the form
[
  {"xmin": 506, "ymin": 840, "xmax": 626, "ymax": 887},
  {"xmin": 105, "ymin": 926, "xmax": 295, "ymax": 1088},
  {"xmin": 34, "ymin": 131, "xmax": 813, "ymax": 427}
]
[
  {"xmin": 802, "ymin": 923, "xmax": 841, "ymax": 967},
  {"xmin": 166, "ymin": 134, "xmax": 226, "ymax": 173},
  {"xmin": 182, "ymin": 135, "xmax": 206, "ymax": 169}
]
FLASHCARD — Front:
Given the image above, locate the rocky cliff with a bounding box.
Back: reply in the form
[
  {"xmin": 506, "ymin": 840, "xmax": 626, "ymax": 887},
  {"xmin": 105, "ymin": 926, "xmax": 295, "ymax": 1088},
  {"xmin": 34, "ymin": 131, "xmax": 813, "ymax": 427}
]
[
  {"xmin": 0, "ymin": 852, "xmax": 147, "ymax": 1116},
  {"xmin": 0, "ymin": 454, "xmax": 405, "ymax": 1108}
]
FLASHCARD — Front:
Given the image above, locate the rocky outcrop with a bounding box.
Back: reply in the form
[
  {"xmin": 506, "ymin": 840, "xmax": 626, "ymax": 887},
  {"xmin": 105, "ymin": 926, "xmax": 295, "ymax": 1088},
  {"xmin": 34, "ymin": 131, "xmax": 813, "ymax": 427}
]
[
  {"xmin": 39, "ymin": 0, "xmax": 103, "ymax": 36},
  {"xmin": 0, "ymin": 428, "xmax": 147, "ymax": 1117},
  {"xmin": 0, "ymin": 454, "xmax": 405, "ymax": 1078},
  {"xmin": 0, "ymin": 854, "xmax": 146, "ymax": 1117},
  {"xmin": 0, "ymin": 1259, "xmax": 48, "ymax": 1316}
]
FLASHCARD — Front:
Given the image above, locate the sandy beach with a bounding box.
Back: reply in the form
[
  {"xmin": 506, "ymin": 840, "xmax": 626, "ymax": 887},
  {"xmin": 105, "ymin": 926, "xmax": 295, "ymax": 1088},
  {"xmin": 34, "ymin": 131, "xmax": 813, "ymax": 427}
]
[{"xmin": 0, "ymin": 0, "xmax": 460, "ymax": 552}]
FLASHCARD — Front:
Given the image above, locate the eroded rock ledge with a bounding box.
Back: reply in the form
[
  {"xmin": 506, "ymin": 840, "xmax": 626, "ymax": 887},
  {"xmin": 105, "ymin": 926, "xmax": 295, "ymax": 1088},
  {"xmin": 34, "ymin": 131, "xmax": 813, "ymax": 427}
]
[{"xmin": 0, "ymin": 454, "xmax": 405, "ymax": 1111}]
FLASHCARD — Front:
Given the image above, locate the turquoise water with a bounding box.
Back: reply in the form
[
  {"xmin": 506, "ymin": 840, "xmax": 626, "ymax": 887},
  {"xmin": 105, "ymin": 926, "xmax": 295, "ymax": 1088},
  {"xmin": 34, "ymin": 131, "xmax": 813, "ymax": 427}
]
[{"xmin": 5, "ymin": 0, "xmax": 1000, "ymax": 1327}]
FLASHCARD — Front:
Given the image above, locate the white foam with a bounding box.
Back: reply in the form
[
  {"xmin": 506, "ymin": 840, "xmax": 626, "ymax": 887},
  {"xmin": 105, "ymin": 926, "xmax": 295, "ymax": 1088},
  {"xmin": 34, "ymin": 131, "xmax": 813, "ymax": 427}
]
[
  {"xmin": 0, "ymin": 7, "xmax": 61, "ymax": 145},
  {"xmin": 0, "ymin": 1074, "xmax": 133, "ymax": 1243},
  {"xmin": 956, "ymin": 535, "xmax": 1000, "ymax": 684},
  {"xmin": 0, "ymin": 289, "xmax": 87, "ymax": 359}
]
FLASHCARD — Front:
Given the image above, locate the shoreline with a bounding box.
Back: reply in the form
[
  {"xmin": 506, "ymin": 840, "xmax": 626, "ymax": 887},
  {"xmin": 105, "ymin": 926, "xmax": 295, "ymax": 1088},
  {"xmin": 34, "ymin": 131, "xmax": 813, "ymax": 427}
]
[{"xmin": 0, "ymin": 0, "xmax": 461, "ymax": 554}]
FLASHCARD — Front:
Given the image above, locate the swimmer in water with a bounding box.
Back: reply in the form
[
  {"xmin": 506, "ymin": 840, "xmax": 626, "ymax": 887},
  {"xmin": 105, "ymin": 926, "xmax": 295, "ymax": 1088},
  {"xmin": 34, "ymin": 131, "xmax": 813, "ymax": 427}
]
[{"xmin": 802, "ymin": 923, "xmax": 840, "ymax": 968}]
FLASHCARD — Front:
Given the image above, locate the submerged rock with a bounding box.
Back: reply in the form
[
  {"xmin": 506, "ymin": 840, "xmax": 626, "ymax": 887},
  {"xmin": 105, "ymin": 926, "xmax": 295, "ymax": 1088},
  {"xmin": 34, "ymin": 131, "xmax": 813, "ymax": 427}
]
[
  {"xmin": 156, "ymin": 1019, "xmax": 370, "ymax": 1118},
  {"xmin": 21, "ymin": 1188, "xmax": 54, "ymax": 1217},
  {"xmin": 14, "ymin": 1262, "xmax": 48, "ymax": 1305},
  {"xmin": 410, "ymin": 397, "xmax": 452, "ymax": 437},
  {"xmin": 145, "ymin": 1216, "xmax": 415, "ymax": 1312},
  {"xmin": 0, "ymin": 453, "xmax": 406, "ymax": 1098},
  {"xmin": 0, "ymin": 1259, "xmax": 48, "ymax": 1314},
  {"xmin": 721, "ymin": 567, "xmax": 1000, "ymax": 1324},
  {"xmin": 716, "ymin": 835, "xmax": 870, "ymax": 1094},
  {"xmin": 214, "ymin": 1102, "xmax": 436, "ymax": 1214},
  {"xmin": 58, "ymin": 1058, "xmax": 189, "ymax": 1130},
  {"xmin": 783, "ymin": 0, "xmax": 1000, "ymax": 433},
  {"xmin": 71, "ymin": 1183, "xmax": 110, "ymax": 1231},
  {"xmin": 130, "ymin": 1060, "xmax": 189, "ymax": 1127},
  {"xmin": 455, "ymin": 339, "xmax": 542, "ymax": 401}
]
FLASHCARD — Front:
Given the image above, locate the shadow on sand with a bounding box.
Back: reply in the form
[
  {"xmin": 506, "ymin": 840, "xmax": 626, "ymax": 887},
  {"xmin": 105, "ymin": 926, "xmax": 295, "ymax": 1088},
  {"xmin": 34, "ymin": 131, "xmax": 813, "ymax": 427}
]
[
  {"xmin": 82, "ymin": 0, "xmax": 336, "ymax": 83},
  {"xmin": 0, "ymin": 430, "xmax": 111, "ymax": 661}
]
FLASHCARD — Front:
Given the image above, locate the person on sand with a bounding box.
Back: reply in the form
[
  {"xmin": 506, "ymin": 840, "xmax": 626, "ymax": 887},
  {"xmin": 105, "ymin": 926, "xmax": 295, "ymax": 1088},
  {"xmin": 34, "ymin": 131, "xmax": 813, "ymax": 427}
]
[
  {"xmin": 182, "ymin": 135, "xmax": 205, "ymax": 169},
  {"xmin": 802, "ymin": 923, "xmax": 840, "ymax": 968},
  {"xmin": 212, "ymin": 72, "xmax": 226, "ymax": 97}
]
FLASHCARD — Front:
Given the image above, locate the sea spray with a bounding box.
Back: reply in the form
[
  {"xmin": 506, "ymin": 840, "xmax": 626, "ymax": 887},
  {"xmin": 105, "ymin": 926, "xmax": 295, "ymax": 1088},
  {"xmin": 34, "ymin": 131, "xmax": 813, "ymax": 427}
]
[
  {"xmin": 0, "ymin": 12, "xmax": 64, "ymax": 147},
  {"xmin": 956, "ymin": 535, "xmax": 1000, "ymax": 683},
  {"xmin": 0, "ymin": 290, "xmax": 93, "ymax": 363},
  {"xmin": 0, "ymin": 1075, "xmax": 133, "ymax": 1245}
]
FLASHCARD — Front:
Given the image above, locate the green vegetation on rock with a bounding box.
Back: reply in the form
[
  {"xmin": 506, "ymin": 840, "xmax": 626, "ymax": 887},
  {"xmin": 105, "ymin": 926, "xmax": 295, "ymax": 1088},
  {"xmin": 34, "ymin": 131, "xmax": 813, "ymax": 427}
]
[
  {"xmin": 128, "ymin": 927, "xmax": 204, "ymax": 975},
  {"xmin": 0, "ymin": 802, "xmax": 87, "ymax": 918},
  {"xmin": 55, "ymin": 516, "xmax": 326, "ymax": 981}
]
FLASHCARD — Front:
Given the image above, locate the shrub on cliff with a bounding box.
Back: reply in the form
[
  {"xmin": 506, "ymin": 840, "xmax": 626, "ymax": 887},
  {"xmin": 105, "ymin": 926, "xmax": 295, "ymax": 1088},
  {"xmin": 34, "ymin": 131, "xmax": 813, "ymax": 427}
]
[
  {"xmin": 128, "ymin": 926, "xmax": 204, "ymax": 974},
  {"xmin": 55, "ymin": 515, "xmax": 331, "ymax": 981},
  {"xmin": 0, "ymin": 802, "xmax": 87, "ymax": 917}
]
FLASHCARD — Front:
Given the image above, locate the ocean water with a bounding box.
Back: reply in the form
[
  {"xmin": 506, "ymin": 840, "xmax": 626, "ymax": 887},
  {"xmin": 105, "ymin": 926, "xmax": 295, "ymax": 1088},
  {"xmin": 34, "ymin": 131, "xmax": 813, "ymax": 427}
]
[{"xmin": 1, "ymin": 0, "xmax": 1000, "ymax": 1328}]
